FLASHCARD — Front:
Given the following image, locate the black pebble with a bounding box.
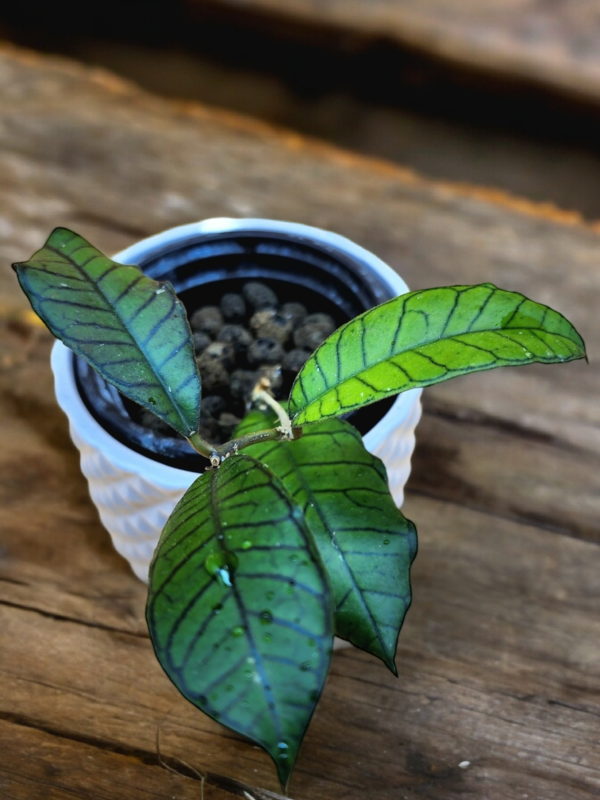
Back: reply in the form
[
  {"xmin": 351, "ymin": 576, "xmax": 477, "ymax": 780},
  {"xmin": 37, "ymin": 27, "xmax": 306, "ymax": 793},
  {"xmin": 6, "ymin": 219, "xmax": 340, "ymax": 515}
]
[
  {"xmin": 293, "ymin": 324, "xmax": 330, "ymax": 351},
  {"xmin": 282, "ymin": 348, "xmax": 311, "ymax": 374},
  {"xmin": 217, "ymin": 324, "xmax": 254, "ymax": 356},
  {"xmin": 242, "ymin": 281, "xmax": 279, "ymax": 311},
  {"xmin": 247, "ymin": 337, "xmax": 285, "ymax": 366},
  {"xmin": 230, "ymin": 369, "xmax": 259, "ymax": 401},
  {"xmin": 201, "ymin": 395, "xmax": 227, "ymax": 420},
  {"xmin": 249, "ymin": 309, "xmax": 292, "ymax": 344},
  {"xmin": 199, "ymin": 419, "xmax": 219, "ymax": 442},
  {"xmin": 218, "ymin": 412, "xmax": 241, "ymax": 440},
  {"xmin": 280, "ymin": 302, "xmax": 307, "ymax": 329},
  {"xmin": 220, "ymin": 292, "xmax": 246, "ymax": 324},
  {"xmin": 193, "ymin": 331, "xmax": 211, "ymax": 354},
  {"xmin": 199, "ymin": 397, "xmax": 224, "ymax": 440},
  {"xmin": 190, "ymin": 306, "xmax": 223, "ymax": 338},
  {"xmin": 201, "ymin": 341, "xmax": 236, "ymax": 371},
  {"xmin": 197, "ymin": 353, "xmax": 230, "ymax": 393},
  {"xmin": 303, "ymin": 313, "xmax": 336, "ymax": 336}
]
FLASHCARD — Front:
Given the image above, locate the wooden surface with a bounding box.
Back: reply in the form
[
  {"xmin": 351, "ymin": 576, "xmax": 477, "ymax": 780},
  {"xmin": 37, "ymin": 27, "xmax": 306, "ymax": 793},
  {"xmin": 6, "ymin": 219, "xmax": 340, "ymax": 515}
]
[
  {"xmin": 0, "ymin": 42, "xmax": 599, "ymax": 799},
  {"xmin": 200, "ymin": 0, "xmax": 600, "ymax": 104}
]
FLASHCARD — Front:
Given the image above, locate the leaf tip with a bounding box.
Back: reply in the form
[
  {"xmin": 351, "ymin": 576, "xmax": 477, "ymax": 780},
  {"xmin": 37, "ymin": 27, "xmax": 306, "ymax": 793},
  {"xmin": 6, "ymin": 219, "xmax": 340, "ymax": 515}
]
[
  {"xmin": 273, "ymin": 748, "xmax": 297, "ymax": 793},
  {"xmin": 386, "ymin": 657, "xmax": 399, "ymax": 678}
]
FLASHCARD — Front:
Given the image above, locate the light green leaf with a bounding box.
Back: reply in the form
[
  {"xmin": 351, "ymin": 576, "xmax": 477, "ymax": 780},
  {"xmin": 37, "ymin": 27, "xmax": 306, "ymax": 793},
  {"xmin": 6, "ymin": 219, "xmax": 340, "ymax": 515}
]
[
  {"xmin": 235, "ymin": 410, "xmax": 417, "ymax": 673},
  {"xmin": 288, "ymin": 284, "xmax": 586, "ymax": 425},
  {"xmin": 146, "ymin": 454, "xmax": 333, "ymax": 789},
  {"xmin": 13, "ymin": 228, "xmax": 201, "ymax": 436}
]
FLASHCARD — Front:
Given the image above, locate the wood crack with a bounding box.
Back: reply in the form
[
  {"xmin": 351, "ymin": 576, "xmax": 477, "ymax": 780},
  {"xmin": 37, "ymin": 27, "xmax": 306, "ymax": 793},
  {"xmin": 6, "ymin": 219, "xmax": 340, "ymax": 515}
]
[
  {"xmin": 422, "ymin": 398, "xmax": 594, "ymax": 455},
  {"xmin": 0, "ymin": 574, "xmax": 29, "ymax": 587},
  {"xmin": 0, "ymin": 598, "xmax": 149, "ymax": 639},
  {"xmin": 0, "ymin": 710, "xmax": 289, "ymax": 800},
  {"xmin": 405, "ymin": 486, "xmax": 587, "ymax": 542}
]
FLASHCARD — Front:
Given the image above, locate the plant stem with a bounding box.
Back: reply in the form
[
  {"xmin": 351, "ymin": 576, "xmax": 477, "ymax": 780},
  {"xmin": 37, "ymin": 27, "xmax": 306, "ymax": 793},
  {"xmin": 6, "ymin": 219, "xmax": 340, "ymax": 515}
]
[
  {"xmin": 215, "ymin": 425, "xmax": 302, "ymax": 462},
  {"xmin": 187, "ymin": 431, "xmax": 214, "ymax": 460},
  {"xmin": 186, "ymin": 378, "xmax": 301, "ymax": 467},
  {"xmin": 187, "ymin": 425, "xmax": 302, "ymax": 466},
  {"xmin": 251, "ymin": 378, "xmax": 293, "ymax": 437}
]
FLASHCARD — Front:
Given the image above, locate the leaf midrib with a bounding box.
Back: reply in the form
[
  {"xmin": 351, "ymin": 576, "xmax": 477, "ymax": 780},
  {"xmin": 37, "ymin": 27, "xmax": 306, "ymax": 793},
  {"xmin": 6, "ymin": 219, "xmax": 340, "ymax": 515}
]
[
  {"xmin": 276, "ymin": 441, "xmax": 390, "ymax": 661},
  {"xmin": 295, "ymin": 308, "xmax": 578, "ymax": 413},
  {"xmin": 209, "ymin": 463, "xmax": 284, "ymax": 747}
]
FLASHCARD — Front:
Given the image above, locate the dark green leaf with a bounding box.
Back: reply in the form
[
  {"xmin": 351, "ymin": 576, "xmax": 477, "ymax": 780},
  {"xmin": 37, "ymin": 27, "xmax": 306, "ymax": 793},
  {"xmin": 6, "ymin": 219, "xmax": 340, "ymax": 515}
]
[
  {"xmin": 289, "ymin": 284, "xmax": 586, "ymax": 425},
  {"xmin": 146, "ymin": 454, "xmax": 333, "ymax": 789},
  {"xmin": 235, "ymin": 410, "xmax": 417, "ymax": 673},
  {"xmin": 13, "ymin": 228, "xmax": 201, "ymax": 436}
]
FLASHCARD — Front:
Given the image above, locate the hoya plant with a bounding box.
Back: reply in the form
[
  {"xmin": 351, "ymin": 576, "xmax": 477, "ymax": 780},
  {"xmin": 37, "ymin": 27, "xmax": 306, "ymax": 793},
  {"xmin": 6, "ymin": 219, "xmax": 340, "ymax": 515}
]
[{"xmin": 13, "ymin": 228, "xmax": 586, "ymax": 789}]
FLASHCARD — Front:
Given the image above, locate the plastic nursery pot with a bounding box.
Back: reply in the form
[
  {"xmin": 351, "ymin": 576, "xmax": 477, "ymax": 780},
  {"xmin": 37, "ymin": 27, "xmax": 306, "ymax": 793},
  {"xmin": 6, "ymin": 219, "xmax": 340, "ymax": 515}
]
[{"xmin": 51, "ymin": 219, "xmax": 422, "ymax": 594}]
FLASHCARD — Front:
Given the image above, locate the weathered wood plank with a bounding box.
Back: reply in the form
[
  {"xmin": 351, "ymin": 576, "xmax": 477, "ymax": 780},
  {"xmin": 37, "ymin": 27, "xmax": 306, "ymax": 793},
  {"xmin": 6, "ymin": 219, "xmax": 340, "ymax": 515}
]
[
  {"xmin": 2, "ymin": 496, "xmax": 599, "ymax": 799},
  {"xmin": 412, "ymin": 396, "xmax": 600, "ymax": 544},
  {"xmin": 0, "ymin": 718, "xmax": 269, "ymax": 800},
  {"xmin": 0, "ymin": 43, "xmax": 598, "ymax": 800},
  {"xmin": 197, "ymin": 0, "xmax": 600, "ymax": 105}
]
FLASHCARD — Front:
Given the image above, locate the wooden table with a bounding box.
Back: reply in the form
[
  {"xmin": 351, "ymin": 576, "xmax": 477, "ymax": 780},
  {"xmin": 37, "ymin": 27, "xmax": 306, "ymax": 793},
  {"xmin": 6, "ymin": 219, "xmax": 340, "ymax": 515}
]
[
  {"xmin": 0, "ymin": 43, "xmax": 598, "ymax": 800},
  {"xmin": 200, "ymin": 0, "xmax": 600, "ymax": 106}
]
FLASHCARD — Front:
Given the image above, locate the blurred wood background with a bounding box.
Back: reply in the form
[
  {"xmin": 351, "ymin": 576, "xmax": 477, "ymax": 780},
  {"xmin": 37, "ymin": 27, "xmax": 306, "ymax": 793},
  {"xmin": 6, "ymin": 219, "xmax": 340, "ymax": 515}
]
[
  {"xmin": 3, "ymin": 1, "xmax": 600, "ymax": 216},
  {"xmin": 0, "ymin": 3, "xmax": 599, "ymax": 798}
]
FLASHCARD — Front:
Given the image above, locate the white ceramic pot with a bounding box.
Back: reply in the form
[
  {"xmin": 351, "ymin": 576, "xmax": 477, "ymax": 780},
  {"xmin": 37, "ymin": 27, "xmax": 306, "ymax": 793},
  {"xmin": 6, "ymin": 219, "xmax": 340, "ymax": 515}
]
[{"xmin": 51, "ymin": 218, "xmax": 422, "ymax": 585}]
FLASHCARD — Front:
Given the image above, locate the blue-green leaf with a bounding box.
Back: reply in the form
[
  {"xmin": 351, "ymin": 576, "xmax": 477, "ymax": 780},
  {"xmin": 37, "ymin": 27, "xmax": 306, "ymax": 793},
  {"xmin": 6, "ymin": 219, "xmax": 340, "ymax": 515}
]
[
  {"xmin": 146, "ymin": 454, "xmax": 333, "ymax": 789},
  {"xmin": 13, "ymin": 228, "xmax": 201, "ymax": 436},
  {"xmin": 289, "ymin": 284, "xmax": 586, "ymax": 425},
  {"xmin": 236, "ymin": 410, "xmax": 417, "ymax": 673}
]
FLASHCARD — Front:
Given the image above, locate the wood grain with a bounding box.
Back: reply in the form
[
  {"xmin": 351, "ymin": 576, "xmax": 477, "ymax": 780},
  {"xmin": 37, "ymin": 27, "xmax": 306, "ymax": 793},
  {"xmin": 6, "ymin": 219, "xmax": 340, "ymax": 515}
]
[
  {"xmin": 197, "ymin": 0, "xmax": 600, "ymax": 105},
  {"xmin": 0, "ymin": 43, "xmax": 598, "ymax": 799}
]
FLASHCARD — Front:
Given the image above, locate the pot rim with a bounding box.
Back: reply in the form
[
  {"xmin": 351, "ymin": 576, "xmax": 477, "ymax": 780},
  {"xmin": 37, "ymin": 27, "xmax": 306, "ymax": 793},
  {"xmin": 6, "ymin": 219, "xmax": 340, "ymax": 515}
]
[{"xmin": 52, "ymin": 218, "xmax": 421, "ymax": 488}]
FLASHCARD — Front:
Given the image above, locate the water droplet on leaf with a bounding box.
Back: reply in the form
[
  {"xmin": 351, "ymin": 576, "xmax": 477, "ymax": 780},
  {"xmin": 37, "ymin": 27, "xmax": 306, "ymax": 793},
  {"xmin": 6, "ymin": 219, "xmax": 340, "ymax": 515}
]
[
  {"xmin": 205, "ymin": 551, "xmax": 238, "ymax": 587},
  {"xmin": 232, "ymin": 625, "xmax": 244, "ymax": 637},
  {"xmin": 277, "ymin": 742, "xmax": 289, "ymax": 760},
  {"xmin": 259, "ymin": 610, "xmax": 273, "ymax": 625}
]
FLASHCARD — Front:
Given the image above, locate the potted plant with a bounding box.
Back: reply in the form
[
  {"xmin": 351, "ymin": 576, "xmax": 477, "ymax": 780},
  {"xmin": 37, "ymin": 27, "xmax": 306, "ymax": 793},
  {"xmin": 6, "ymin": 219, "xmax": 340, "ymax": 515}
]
[
  {"xmin": 49, "ymin": 218, "xmax": 423, "ymax": 582},
  {"xmin": 13, "ymin": 223, "xmax": 586, "ymax": 791}
]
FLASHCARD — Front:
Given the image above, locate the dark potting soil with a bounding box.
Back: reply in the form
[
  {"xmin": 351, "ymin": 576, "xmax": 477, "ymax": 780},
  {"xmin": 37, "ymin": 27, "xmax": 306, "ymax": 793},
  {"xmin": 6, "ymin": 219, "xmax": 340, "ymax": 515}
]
[{"xmin": 130, "ymin": 280, "xmax": 335, "ymax": 445}]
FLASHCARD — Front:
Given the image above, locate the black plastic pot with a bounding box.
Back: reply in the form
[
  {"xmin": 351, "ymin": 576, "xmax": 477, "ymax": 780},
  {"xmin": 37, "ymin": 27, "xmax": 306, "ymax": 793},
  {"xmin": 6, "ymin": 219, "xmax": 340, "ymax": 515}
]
[{"xmin": 73, "ymin": 219, "xmax": 403, "ymax": 471}]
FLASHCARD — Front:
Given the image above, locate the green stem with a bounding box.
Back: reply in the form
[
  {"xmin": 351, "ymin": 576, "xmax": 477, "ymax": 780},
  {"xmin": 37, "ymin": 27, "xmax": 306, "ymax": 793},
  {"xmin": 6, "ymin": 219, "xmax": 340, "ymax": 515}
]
[
  {"xmin": 213, "ymin": 425, "xmax": 302, "ymax": 463},
  {"xmin": 186, "ymin": 379, "xmax": 301, "ymax": 467},
  {"xmin": 187, "ymin": 431, "xmax": 214, "ymax": 460},
  {"xmin": 187, "ymin": 425, "xmax": 302, "ymax": 467}
]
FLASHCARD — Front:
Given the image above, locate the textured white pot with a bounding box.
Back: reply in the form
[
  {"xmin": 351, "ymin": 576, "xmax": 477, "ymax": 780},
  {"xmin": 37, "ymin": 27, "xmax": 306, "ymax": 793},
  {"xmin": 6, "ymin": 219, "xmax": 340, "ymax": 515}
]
[{"xmin": 52, "ymin": 218, "xmax": 422, "ymax": 587}]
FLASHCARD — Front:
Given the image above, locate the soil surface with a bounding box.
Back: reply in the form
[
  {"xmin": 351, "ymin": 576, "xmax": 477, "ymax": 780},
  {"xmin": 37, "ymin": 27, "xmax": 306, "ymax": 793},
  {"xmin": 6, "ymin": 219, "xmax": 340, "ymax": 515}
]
[{"xmin": 133, "ymin": 279, "xmax": 335, "ymax": 445}]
